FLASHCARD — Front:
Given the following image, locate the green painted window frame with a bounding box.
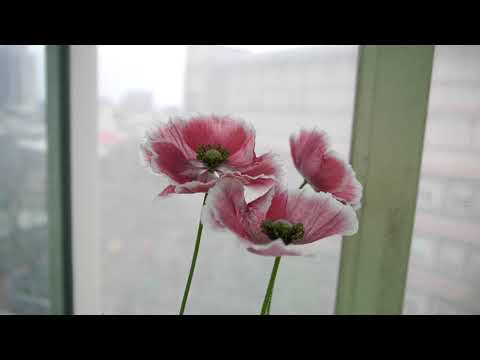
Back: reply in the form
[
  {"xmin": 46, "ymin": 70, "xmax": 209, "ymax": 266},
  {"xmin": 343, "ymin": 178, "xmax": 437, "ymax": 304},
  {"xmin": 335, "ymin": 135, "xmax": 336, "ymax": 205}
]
[
  {"xmin": 46, "ymin": 45, "xmax": 74, "ymax": 315},
  {"xmin": 335, "ymin": 45, "xmax": 435, "ymax": 315},
  {"xmin": 43, "ymin": 45, "xmax": 434, "ymax": 315}
]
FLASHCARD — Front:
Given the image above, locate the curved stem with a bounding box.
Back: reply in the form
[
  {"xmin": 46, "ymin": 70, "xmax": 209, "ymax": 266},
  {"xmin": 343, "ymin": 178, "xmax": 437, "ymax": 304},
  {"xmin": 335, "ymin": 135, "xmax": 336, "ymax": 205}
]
[
  {"xmin": 299, "ymin": 179, "xmax": 308, "ymax": 189},
  {"xmin": 179, "ymin": 193, "xmax": 208, "ymax": 315},
  {"xmin": 260, "ymin": 256, "xmax": 281, "ymax": 315},
  {"xmin": 265, "ymin": 289, "xmax": 272, "ymax": 314}
]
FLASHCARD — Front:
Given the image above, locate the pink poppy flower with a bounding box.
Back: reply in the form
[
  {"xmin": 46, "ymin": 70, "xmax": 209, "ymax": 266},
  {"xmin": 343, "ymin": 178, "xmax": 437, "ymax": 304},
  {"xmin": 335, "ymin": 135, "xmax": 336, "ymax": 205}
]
[
  {"xmin": 290, "ymin": 129, "xmax": 363, "ymax": 209},
  {"xmin": 140, "ymin": 115, "xmax": 281, "ymax": 197},
  {"xmin": 202, "ymin": 176, "xmax": 358, "ymax": 257}
]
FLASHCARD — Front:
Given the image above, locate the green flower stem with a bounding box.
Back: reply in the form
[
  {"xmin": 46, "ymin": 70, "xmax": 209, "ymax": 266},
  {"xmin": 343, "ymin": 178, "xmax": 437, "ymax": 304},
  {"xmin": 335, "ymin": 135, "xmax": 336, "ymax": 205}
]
[
  {"xmin": 260, "ymin": 180, "xmax": 309, "ymax": 315},
  {"xmin": 264, "ymin": 281, "xmax": 273, "ymax": 314},
  {"xmin": 265, "ymin": 297, "xmax": 272, "ymax": 315},
  {"xmin": 260, "ymin": 256, "xmax": 281, "ymax": 315},
  {"xmin": 179, "ymin": 193, "xmax": 208, "ymax": 315},
  {"xmin": 299, "ymin": 179, "xmax": 308, "ymax": 189}
]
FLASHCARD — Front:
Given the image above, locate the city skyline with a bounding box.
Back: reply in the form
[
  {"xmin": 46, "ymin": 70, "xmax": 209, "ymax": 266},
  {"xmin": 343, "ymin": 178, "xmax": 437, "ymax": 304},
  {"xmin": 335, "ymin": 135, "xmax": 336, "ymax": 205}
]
[{"xmin": 99, "ymin": 45, "xmax": 340, "ymax": 109}]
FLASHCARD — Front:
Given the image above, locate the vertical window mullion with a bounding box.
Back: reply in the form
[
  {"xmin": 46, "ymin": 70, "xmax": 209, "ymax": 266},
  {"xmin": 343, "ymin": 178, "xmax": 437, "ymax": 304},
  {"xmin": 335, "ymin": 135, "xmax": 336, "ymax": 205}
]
[
  {"xmin": 69, "ymin": 45, "xmax": 100, "ymax": 314},
  {"xmin": 46, "ymin": 45, "xmax": 73, "ymax": 315},
  {"xmin": 335, "ymin": 45, "xmax": 435, "ymax": 315}
]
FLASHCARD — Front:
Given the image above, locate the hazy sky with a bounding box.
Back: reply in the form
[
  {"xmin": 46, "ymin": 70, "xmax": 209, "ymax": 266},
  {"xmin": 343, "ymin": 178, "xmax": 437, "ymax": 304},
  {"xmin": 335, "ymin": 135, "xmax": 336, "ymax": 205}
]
[
  {"xmin": 99, "ymin": 45, "xmax": 311, "ymax": 108},
  {"xmin": 26, "ymin": 45, "xmax": 45, "ymax": 101},
  {"xmin": 23, "ymin": 45, "xmax": 312, "ymax": 107}
]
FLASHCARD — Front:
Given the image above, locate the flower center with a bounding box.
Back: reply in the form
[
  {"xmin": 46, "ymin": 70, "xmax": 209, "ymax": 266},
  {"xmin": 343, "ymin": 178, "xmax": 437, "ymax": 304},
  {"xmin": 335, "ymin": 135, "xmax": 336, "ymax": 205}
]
[
  {"xmin": 197, "ymin": 144, "xmax": 229, "ymax": 171},
  {"xmin": 261, "ymin": 220, "xmax": 304, "ymax": 245}
]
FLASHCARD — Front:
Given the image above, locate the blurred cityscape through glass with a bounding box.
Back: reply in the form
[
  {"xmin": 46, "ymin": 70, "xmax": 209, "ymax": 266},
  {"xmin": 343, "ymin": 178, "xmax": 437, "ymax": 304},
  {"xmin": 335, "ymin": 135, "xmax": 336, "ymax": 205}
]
[{"xmin": 0, "ymin": 45, "xmax": 48, "ymax": 314}]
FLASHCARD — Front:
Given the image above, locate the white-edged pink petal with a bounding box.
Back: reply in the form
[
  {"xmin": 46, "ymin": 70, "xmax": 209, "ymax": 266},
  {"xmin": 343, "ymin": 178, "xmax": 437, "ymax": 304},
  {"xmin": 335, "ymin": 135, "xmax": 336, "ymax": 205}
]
[
  {"xmin": 284, "ymin": 189, "xmax": 358, "ymax": 245},
  {"xmin": 201, "ymin": 176, "xmax": 251, "ymax": 240},
  {"xmin": 145, "ymin": 142, "xmax": 200, "ymax": 184},
  {"xmin": 246, "ymin": 234, "xmax": 346, "ymax": 257},
  {"xmin": 290, "ymin": 128, "xmax": 330, "ymax": 175},
  {"xmin": 181, "ymin": 115, "xmax": 256, "ymax": 166},
  {"xmin": 159, "ymin": 185, "xmax": 177, "ymax": 197},
  {"xmin": 316, "ymin": 151, "xmax": 363, "ymax": 209},
  {"xmin": 226, "ymin": 152, "xmax": 284, "ymax": 189},
  {"xmin": 202, "ymin": 176, "xmax": 274, "ymax": 245},
  {"xmin": 290, "ymin": 128, "xmax": 362, "ymax": 208},
  {"xmin": 160, "ymin": 179, "xmax": 218, "ymax": 197},
  {"xmin": 144, "ymin": 118, "xmax": 197, "ymax": 159},
  {"xmin": 247, "ymin": 240, "xmax": 303, "ymax": 257}
]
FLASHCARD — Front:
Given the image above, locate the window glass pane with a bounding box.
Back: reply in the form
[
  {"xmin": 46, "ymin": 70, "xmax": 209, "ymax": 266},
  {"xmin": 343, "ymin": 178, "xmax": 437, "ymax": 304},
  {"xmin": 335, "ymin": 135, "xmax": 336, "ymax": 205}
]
[
  {"xmin": 0, "ymin": 45, "xmax": 48, "ymax": 314},
  {"xmin": 405, "ymin": 45, "xmax": 480, "ymax": 315},
  {"xmin": 98, "ymin": 45, "xmax": 358, "ymax": 314}
]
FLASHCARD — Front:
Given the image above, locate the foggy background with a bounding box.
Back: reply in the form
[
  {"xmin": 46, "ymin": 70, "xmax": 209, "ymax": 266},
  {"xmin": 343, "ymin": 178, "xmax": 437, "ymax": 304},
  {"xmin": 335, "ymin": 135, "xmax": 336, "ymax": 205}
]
[{"xmin": 1, "ymin": 45, "xmax": 479, "ymax": 314}]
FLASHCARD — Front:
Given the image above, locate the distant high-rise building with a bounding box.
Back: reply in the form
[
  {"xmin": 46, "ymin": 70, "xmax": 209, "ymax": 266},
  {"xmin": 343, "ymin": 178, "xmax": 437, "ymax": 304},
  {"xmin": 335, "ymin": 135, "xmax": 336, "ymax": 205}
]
[
  {"xmin": 0, "ymin": 45, "xmax": 37, "ymax": 109},
  {"xmin": 184, "ymin": 45, "xmax": 357, "ymax": 151}
]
